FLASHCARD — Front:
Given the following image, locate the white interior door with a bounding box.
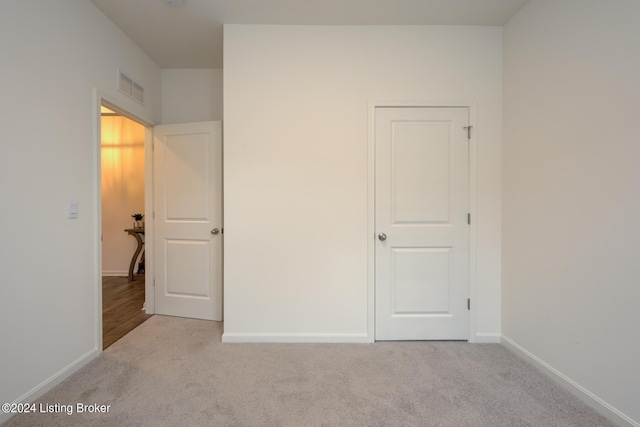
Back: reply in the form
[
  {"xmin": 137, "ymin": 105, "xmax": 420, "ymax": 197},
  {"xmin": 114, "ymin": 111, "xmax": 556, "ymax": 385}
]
[
  {"xmin": 375, "ymin": 107, "xmax": 469, "ymax": 340},
  {"xmin": 153, "ymin": 121, "xmax": 222, "ymax": 321}
]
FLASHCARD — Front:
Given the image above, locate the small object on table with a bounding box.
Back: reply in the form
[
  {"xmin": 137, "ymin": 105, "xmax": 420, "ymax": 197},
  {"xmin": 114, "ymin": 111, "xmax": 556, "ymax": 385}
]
[{"xmin": 131, "ymin": 213, "xmax": 144, "ymax": 230}]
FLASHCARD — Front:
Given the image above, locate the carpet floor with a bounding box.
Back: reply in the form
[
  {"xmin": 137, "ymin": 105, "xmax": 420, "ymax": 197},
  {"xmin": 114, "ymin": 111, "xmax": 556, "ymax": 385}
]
[{"xmin": 4, "ymin": 316, "xmax": 613, "ymax": 426}]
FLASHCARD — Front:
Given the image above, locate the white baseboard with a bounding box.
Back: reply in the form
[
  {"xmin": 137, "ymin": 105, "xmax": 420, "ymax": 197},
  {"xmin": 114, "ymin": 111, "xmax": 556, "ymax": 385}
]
[
  {"xmin": 0, "ymin": 348, "xmax": 98, "ymax": 425},
  {"xmin": 102, "ymin": 270, "xmax": 128, "ymax": 277},
  {"xmin": 472, "ymin": 332, "xmax": 501, "ymax": 343},
  {"xmin": 222, "ymin": 332, "xmax": 370, "ymax": 343},
  {"xmin": 501, "ymin": 335, "xmax": 638, "ymax": 427}
]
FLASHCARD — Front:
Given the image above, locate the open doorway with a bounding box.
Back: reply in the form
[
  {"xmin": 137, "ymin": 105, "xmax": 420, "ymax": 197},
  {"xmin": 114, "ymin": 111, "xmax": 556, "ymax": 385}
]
[{"xmin": 100, "ymin": 104, "xmax": 151, "ymax": 349}]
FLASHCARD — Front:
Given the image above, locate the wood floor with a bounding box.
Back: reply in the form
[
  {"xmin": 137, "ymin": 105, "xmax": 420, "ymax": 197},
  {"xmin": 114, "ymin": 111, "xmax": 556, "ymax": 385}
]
[{"xmin": 103, "ymin": 275, "xmax": 152, "ymax": 349}]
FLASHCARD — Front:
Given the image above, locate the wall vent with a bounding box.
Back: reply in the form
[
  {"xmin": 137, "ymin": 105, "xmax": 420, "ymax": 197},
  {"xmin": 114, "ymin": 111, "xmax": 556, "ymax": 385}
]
[{"xmin": 118, "ymin": 69, "xmax": 144, "ymax": 104}]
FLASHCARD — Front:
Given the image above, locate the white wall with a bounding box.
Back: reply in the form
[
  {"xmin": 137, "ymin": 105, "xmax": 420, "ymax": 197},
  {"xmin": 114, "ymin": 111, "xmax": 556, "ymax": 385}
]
[
  {"xmin": 101, "ymin": 116, "xmax": 146, "ymax": 275},
  {"xmin": 224, "ymin": 25, "xmax": 502, "ymax": 341},
  {"xmin": 0, "ymin": 1, "xmax": 161, "ymax": 421},
  {"xmin": 162, "ymin": 69, "xmax": 223, "ymax": 123},
  {"xmin": 502, "ymin": 0, "xmax": 640, "ymax": 424}
]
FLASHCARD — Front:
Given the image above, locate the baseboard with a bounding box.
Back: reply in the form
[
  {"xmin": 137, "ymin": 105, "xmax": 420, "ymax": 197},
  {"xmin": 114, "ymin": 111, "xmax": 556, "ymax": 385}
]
[
  {"xmin": 501, "ymin": 335, "xmax": 638, "ymax": 427},
  {"xmin": 101, "ymin": 270, "xmax": 128, "ymax": 277},
  {"xmin": 0, "ymin": 347, "xmax": 98, "ymax": 425},
  {"xmin": 221, "ymin": 332, "xmax": 370, "ymax": 343},
  {"xmin": 472, "ymin": 332, "xmax": 501, "ymax": 343}
]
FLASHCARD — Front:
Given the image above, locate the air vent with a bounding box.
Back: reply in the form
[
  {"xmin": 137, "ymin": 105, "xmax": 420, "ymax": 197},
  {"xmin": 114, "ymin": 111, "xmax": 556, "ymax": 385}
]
[{"xmin": 118, "ymin": 69, "xmax": 144, "ymax": 104}]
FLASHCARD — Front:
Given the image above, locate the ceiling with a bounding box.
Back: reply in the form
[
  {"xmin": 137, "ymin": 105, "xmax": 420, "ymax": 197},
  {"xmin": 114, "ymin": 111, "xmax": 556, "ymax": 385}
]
[{"xmin": 91, "ymin": 0, "xmax": 530, "ymax": 69}]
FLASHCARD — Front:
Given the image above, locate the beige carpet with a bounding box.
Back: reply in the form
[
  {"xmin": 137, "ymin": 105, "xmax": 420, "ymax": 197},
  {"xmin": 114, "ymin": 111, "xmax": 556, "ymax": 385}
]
[{"xmin": 4, "ymin": 316, "xmax": 613, "ymax": 426}]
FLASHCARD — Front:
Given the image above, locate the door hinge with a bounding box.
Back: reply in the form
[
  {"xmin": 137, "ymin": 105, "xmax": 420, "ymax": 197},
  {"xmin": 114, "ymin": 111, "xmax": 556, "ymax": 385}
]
[
  {"xmin": 467, "ymin": 298, "xmax": 471, "ymax": 310},
  {"xmin": 467, "ymin": 213, "xmax": 471, "ymax": 225},
  {"xmin": 152, "ymin": 211, "xmax": 155, "ymax": 219},
  {"xmin": 463, "ymin": 126, "xmax": 473, "ymax": 139}
]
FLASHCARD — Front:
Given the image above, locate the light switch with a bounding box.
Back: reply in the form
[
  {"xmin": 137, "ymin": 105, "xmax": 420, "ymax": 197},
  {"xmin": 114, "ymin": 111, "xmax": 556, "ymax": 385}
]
[{"xmin": 67, "ymin": 200, "xmax": 78, "ymax": 219}]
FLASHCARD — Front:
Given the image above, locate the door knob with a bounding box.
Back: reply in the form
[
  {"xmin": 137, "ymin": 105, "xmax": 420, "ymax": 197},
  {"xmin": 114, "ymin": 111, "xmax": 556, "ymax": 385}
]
[
  {"xmin": 211, "ymin": 228, "xmax": 220, "ymax": 235},
  {"xmin": 378, "ymin": 232, "xmax": 387, "ymax": 241}
]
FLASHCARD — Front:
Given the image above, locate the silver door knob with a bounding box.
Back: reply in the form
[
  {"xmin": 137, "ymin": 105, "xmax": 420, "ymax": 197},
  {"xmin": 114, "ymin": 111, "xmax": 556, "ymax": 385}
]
[
  {"xmin": 378, "ymin": 232, "xmax": 387, "ymax": 241},
  {"xmin": 211, "ymin": 228, "xmax": 220, "ymax": 235}
]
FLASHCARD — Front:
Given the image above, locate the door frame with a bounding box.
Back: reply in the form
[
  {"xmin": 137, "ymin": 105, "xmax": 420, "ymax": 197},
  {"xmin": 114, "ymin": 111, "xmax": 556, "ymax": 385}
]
[
  {"xmin": 92, "ymin": 88, "xmax": 155, "ymax": 354},
  {"xmin": 367, "ymin": 100, "xmax": 478, "ymax": 343}
]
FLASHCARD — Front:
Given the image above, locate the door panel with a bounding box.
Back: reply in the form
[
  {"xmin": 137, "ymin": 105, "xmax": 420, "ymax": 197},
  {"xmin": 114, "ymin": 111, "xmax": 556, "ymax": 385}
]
[
  {"xmin": 165, "ymin": 134, "xmax": 210, "ymax": 220},
  {"xmin": 375, "ymin": 107, "xmax": 469, "ymax": 340},
  {"xmin": 154, "ymin": 121, "xmax": 222, "ymax": 321},
  {"xmin": 392, "ymin": 121, "xmax": 451, "ymax": 223},
  {"xmin": 392, "ymin": 247, "xmax": 451, "ymax": 314},
  {"xmin": 166, "ymin": 240, "xmax": 210, "ymax": 296}
]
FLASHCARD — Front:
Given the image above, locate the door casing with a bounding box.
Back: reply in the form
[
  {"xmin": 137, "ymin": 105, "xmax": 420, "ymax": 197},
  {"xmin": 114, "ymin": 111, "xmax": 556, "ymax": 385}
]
[
  {"xmin": 367, "ymin": 100, "xmax": 478, "ymax": 343},
  {"xmin": 92, "ymin": 88, "xmax": 155, "ymax": 354}
]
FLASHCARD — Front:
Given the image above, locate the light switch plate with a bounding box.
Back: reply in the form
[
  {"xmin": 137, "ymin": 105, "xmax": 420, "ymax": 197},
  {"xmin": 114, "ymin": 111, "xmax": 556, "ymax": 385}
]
[{"xmin": 67, "ymin": 200, "xmax": 78, "ymax": 219}]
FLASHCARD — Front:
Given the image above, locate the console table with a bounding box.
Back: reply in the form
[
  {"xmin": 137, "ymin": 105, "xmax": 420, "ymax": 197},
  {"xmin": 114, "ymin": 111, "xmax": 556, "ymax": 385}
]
[{"xmin": 124, "ymin": 227, "xmax": 145, "ymax": 281}]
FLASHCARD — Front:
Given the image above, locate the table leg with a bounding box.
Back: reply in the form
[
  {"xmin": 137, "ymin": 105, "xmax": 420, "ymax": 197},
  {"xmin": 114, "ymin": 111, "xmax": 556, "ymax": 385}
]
[{"xmin": 127, "ymin": 231, "xmax": 144, "ymax": 281}]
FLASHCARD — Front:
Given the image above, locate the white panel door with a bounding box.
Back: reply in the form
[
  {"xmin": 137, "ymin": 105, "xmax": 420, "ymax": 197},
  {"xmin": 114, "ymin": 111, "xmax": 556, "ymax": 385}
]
[
  {"xmin": 375, "ymin": 107, "xmax": 469, "ymax": 340},
  {"xmin": 154, "ymin": 121, "xmax": 222, "ymax": 321}
]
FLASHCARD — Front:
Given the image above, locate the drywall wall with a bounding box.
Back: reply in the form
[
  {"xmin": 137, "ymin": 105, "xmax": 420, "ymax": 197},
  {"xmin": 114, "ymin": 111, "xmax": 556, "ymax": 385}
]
[
  {"xmin": 223, "ymin": 25, "xmax": 502, "ymax": 341},
  {"xmin": 101, "ymin": 116, "xmax": 146, "ymax": 275},
  {"xmin": 0, "ymin": 1, "xmax": 161, "ymax": 422},
  {"xmin": 502, "ymin": 0, "xmax": 640, "ymax": 424},
  {"xmin": 162, "ymin": 69, "xmax": 223, "ymax": 123}
]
